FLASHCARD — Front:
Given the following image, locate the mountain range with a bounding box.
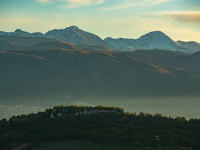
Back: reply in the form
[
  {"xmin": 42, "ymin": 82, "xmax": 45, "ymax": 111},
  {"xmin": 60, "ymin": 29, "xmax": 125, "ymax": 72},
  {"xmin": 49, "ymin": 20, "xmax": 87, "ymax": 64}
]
[
  {"xmin": 0, "ymin": 26, "xmax": 200, "ymax": 54},
  {"xmin": 1, "ymin": 26, "xmax": 200, "ymax": 105}
]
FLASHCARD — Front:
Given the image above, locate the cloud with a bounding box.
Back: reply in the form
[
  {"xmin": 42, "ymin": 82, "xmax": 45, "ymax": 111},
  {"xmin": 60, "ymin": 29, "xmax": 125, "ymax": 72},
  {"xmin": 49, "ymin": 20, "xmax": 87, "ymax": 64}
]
[
  {"xmin": 103, "ymin": 0, "xmax": 177, "ymax": 11},
  {"xmin": 65, "ymin": 0, "xmax": 105, "ymax": 8},
  {"xmin": 103, "ymin": 1, "xmax": 141, "ymax": 11},
  {"xmin": 89, "ymin": 15, "xmax": 200, "ymax": 42},
  {"xmin": 36, "ymin": 0, "xmax": 49, "ymax": 2},
  {"xmin": 1, "ymin": 15, "xmax": 200, "ymax": 43},
  {"xmin": 147, "ymin": 0, "xmax": 176, "ymax": 6},
  {"xmin": 35, "ymin": 0, "xmax": 105, "ymax": 7},
  {"xmin": 161, "ymin": 11, "xmax": 200, "ymax": 24},
  {"xmin": 35, "ymin": 0, "xmax": 176, "ymax": 9}
]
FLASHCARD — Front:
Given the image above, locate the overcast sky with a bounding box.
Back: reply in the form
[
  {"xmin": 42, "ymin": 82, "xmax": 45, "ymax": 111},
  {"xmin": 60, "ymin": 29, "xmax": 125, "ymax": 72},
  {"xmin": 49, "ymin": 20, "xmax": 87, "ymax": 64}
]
[{"xmin": 0, "ymin": 0, "xmax": 200, "ymax": 42}]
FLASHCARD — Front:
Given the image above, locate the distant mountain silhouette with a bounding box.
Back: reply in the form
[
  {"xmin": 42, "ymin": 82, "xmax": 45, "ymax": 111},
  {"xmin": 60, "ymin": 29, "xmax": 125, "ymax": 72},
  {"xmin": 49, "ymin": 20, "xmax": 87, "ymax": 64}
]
[
  {"xmin": 0, "ymin": 35, "xmax": 114, "ymax": 52},
  {"xmin": 0, "ymin": 35, "xmax": 61, "ymax": 46},
  {"xmin": 0, "ymin": 26, "xmax": 200, "ymax": 53}
]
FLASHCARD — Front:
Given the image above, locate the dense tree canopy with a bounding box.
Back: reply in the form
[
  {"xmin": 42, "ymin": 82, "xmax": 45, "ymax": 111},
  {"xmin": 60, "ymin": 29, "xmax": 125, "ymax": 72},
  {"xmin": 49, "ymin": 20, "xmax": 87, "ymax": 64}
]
[{"xmin": 0, "ymin": 105, "xmax": 199, "ymax": 150}]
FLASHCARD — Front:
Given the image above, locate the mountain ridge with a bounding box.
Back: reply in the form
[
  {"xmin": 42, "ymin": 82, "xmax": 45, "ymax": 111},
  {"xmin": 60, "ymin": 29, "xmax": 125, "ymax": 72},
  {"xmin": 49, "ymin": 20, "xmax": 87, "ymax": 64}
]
[
  {"xmin": 0, "ymin": 37, "xmax": 115, "ymax": 52},
  {"xmin": 1, "ymin": 48, "xmax": 200, "ymax": 104},
  {"xmin": 0, "ymin": 26, "xmax": 200, "ymax": 53},
  {"xmin": 105, "ymin": 31, "xmax": 197, "ymax": 53}
]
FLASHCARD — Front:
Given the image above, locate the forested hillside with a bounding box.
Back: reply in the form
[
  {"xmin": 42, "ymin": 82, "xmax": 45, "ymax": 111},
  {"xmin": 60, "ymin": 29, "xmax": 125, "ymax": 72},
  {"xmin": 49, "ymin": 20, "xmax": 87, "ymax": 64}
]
[{"xmin": 0, "ymin": 105, "xmax": 199, "ymax": 150}]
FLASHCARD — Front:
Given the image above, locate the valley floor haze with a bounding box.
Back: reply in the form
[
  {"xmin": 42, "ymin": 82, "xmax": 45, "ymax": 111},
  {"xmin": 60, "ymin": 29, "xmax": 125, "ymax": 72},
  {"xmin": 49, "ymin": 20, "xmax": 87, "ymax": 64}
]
[
  {"xmin": 1, "ymin": 96, "xmax": 200, "ymax": 120},
  {"xmin": 1, "ymin": 27, "xmax": 200, "ymax": 122}
]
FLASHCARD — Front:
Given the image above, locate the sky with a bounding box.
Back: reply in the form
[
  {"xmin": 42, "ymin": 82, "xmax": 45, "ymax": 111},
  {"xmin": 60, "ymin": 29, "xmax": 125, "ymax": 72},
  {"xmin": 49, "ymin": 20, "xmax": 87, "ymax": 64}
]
[{"xmin": 0, "ymin": 0, "xmax": 200, "ymax": 42}]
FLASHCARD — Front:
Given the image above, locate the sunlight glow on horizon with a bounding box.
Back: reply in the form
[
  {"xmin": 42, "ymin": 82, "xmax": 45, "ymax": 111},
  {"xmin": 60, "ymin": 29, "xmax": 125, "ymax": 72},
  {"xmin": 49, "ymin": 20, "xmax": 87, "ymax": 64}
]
[{"xmin": 0, "ymin": 0, "xmax": 200, "ymax": 42}]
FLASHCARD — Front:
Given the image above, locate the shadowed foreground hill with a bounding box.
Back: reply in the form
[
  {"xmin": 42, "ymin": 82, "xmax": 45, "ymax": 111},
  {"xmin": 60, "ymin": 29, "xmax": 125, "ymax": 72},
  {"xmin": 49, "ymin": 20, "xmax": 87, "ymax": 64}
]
[
  {"xmin": 0, "ymin": 105, "xmax": 200, "ymax": 150},
  {"xmin": 27, "ymin": 41, "xmax": 80, "ymax": 50},
  {"xmin": 0, "ymin": 35, "xmax": 115, "ymax": 51},
  {"xmin": 0, "ymin": 38, "xmax": 81, "ymax": 51},
  {"xmin": 0, "ymin": 48, "xmax": 200, "ymax": 104},
  {"xmin": 0, "ymin": 40, "xmax": 23, "ymax": 51},
  {"xmin": 75, "ymin": 44, "xmax": 115, "ymax": 52}
]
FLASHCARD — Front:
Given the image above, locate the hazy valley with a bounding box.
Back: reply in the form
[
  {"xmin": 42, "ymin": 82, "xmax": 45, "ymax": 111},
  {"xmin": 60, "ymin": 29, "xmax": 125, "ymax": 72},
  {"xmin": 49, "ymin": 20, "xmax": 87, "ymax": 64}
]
[{"xmin": 0, "ymin": 26, "xmax": 200, "ymax": 120}]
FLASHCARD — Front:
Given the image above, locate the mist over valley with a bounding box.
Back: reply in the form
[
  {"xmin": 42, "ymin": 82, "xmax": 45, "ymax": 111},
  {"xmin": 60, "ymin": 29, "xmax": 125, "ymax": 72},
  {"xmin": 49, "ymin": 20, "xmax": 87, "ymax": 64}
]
[
  {"xmin": 0, "ymin": 27, "xmax": 200, "ymax": 120},
  {"xmin": 1, "ymin": 0, "xmax": 200, "ymax": 149}
]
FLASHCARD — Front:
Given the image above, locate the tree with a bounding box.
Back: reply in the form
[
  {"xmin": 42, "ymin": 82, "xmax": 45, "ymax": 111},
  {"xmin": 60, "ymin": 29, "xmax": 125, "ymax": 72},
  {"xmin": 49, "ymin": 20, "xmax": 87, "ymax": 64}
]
[{"xmin": 143, "ymin": 147, "xmax": 153, "ymax": 150}]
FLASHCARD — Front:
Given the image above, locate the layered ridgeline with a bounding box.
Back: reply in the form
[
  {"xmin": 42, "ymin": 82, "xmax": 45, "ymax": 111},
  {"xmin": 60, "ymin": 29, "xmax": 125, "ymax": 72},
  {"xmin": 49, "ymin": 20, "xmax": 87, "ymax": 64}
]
[
  {"xmin": 0, "ymin": 105, "xmax": 200, "ymax": 150},
  {"xmin": 0, "ymin": 26, "xmax": 200, "ymax": 53},
  {"xmin": 0, "ymin": 26, "xmax": 108, "ymax": 47},
  {"xmin": 0, "ymin": 27, "xmax": 200, "ymax": 104},
  {"xmin": 0, "ymin": 45, "xmax": 200, "ymax": 103}
]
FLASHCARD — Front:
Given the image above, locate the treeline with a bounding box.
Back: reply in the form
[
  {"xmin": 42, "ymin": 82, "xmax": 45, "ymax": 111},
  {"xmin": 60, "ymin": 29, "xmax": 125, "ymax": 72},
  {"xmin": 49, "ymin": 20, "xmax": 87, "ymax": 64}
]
[
  {"xmin": 0, "ymin": 105, "xmax": 200, "ymax": 150},
  {"xmin": 52, "ymin": 104, "xmax": 124, "ymax": 114}
]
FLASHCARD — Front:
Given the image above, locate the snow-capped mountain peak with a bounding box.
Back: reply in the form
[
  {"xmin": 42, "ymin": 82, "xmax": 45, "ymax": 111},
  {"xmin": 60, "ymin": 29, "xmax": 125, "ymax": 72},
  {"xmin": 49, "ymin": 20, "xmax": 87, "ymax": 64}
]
[
  {"xmin": 0, "ymin": 26, "xmax": 199, "ymax": 53},
  {"xmin": 44, "ymin": 26, "xmax": 108, "ymax": 46},
  {"xmin": 105, "ymin": 30, "xmax": 194, "ymax": 53},
  {"xmin": 136, "ymin": 31, "xmax": 186, "ymax": 51},
  {"xmin": 139, "ymin": 31, "xmax": 165, "ymax": 39}
]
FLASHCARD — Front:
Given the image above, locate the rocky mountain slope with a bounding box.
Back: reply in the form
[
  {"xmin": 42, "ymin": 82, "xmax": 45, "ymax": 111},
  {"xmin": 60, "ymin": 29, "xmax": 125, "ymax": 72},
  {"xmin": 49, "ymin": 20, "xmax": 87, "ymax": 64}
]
[
  {"xmin": 177, "ymin": 40, "xmax": 200, "ymax": 52},
  {"xmin": 0, "ymin": 26, "xmax": 108, "ymax": 47},
  {"xmin": 45, "ymin": 26, "xmax": 108, "ymax": 46},
  {"xmin": 105, "ymin": 31, "xmax": 199, "ymax": 53},
  {"xmin": 0, "ymin": 26, "xmax": 200, "ymax": 53}
]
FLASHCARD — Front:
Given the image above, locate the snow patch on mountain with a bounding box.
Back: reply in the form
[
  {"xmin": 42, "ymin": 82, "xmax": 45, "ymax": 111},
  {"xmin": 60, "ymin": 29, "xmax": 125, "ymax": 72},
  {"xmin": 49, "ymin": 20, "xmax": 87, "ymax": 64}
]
[
  {"xmin": 105, "ymin": 31, "xmax": 196, "ymax": 54},
  {"xmin": 136, "ymin": 31, "xmax": 191, "ymax": 53},
  {"xmin": 177, "ymin": 41, "xmax": 200, "ymax": 53},
  {"xmin": 44, "ymin": 26, "xmax": 108, "ymax": 46},
  {"xmin": 104, "ymin": 37, "xmax": 136, "ymax": 50},
  {"xmin": 0, "ymin": 27, "xmax": 199, "ymax": 53},
  {"xmin": 0, "ymin": 26, "xmax": 108, "ymax": 47}
]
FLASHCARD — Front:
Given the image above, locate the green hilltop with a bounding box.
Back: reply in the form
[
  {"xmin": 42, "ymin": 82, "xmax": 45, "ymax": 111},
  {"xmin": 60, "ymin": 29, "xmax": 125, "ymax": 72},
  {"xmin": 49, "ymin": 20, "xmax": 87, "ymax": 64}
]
[{"xmin": 0, "ymin": 105, "xmax": 200, "ymax": 150}]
